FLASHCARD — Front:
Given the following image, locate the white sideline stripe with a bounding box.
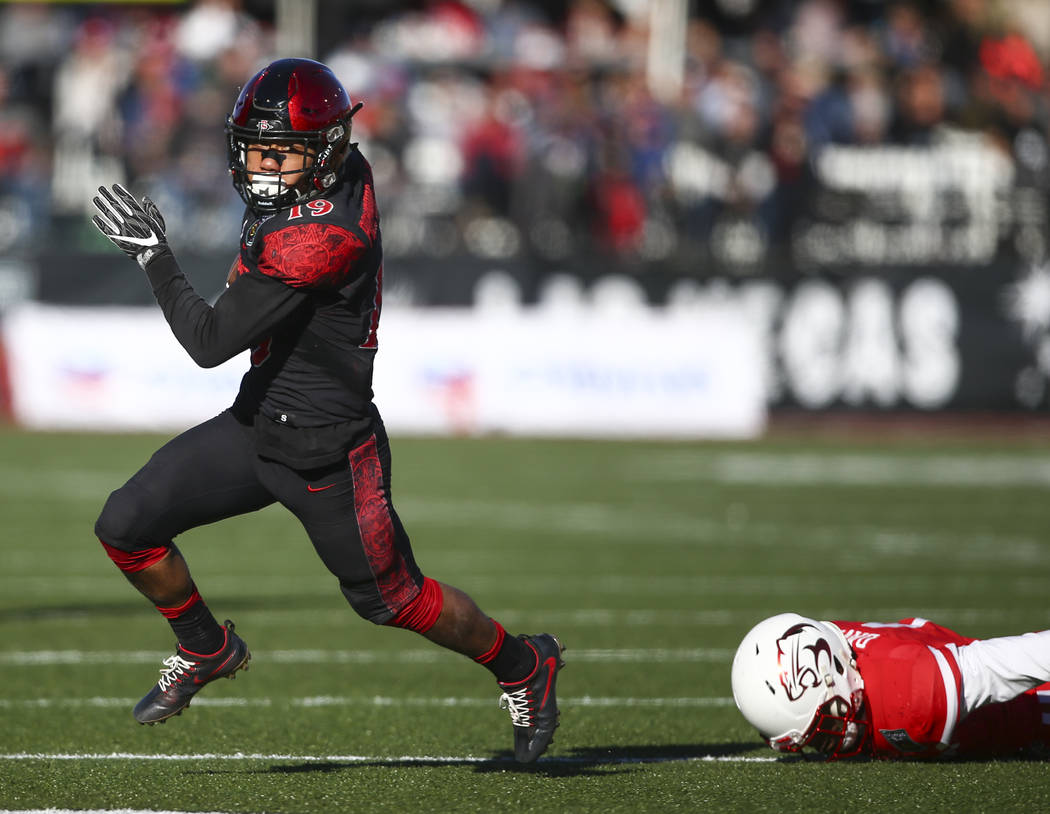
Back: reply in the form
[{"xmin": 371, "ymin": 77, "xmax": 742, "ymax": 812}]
[
  {"xmin": 295, "ymin": 695, "xmax": 738, "ymax": 708},
  {"xmin": 0, "ymin": 751, "xmax": 777, "ymax": 765},
  {"xmin": 0, "ymin": 695, "xmax": 736, "ymax": 710},
  {"xmin": 0, "ymin": 811, "xmax": 234, "ymax": 814},
  {"xmin": 0, "ymin": 647, "xmax": 733, "ymax": 666},
  {"xmin": 3, "ymin": 606, "xmax": 1041, "ymax": 629},
  {"xmin": 6, "ymin": 571, "xmax": 1049, "ymax": 595},
  {"xmin": 244, "ymin": 608, "xmax": 744, "ymax": 626},
  {"xmin": 6, "ymin": 451, "xmax": 1048, "ymax": 503},
  {"xmin": 630, "ymin": 451, "xmax": 1050, "ymax": 488},
  {"xmin": 214, "ymin": 606, "xmax": 1050, "ymax": 628}
]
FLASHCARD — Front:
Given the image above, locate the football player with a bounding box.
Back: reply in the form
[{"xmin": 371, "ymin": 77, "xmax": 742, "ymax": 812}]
[
  {"xmin": 731, "ymin": 613, "xmax": 1050, "ymax": 760},
  {"xmin": 90, "ymin": 58, "xmax": 563, "ymax": 763}
]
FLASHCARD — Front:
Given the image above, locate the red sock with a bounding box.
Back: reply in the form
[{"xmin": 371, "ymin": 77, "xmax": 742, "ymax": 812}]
[
  {"xmin": 475, "ymin": 621, "xmax": 536, "ymax": 684},
  {"xmin": 155, "ymin": 587, "xmax": 224, "ymax": 655}
]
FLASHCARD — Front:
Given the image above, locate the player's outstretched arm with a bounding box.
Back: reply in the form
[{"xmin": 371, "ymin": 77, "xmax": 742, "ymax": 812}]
[{"xmin": 91, "ymin": 183, "xmax": 305, "ymax": 368}]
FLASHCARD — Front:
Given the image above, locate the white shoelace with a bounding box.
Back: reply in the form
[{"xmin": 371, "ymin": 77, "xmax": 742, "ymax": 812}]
[
  {"xmin": 499, "ymin": 687, "xmax": 533, "ymax": 728},
  {"xmin": 156, "ymin": 654, "xmax": 196, "ymax": 692}
]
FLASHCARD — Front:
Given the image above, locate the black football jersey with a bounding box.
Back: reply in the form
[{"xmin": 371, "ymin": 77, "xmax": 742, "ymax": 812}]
[{"xmin": 144, "ymin": 147, "xmax": 384, "ymax": 467}]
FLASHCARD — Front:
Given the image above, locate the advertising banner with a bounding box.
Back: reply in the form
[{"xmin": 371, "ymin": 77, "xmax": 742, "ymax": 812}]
[
  {"xmin": 3, "ymin": 302, "xmax": 767, "ymax": 438},
  {"xmin": 2, "ymin": 305, "xmax": 247, "ymax": 431},
  {"xmin": 374, "ymin": 305, "xmax": 766, "ymax": 438}
]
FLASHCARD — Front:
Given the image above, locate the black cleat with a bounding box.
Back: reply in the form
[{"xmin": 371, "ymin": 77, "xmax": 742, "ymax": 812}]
[
  {"xmin": 498, "ymin": 634, "xmax": 565, "ymax": 763},
  {"xmin": 133, "ymin": 620, "xmax": 250, "ymax": 725}
]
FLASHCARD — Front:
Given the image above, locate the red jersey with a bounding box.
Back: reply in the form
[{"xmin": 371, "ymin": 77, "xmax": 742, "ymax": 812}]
[{"xmin": 832, "ymin": 618, "xmax": 1049, "ymax": 759}]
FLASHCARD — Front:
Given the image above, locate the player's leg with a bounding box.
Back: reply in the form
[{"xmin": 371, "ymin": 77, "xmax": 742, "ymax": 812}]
[
  {"xmin": 95, "ymin": 409, "xmax": 273, "ymax": 723},
  {"xmin": 950, "ymin": 686, "xmax": 1050, "ymax": 756},
  {"xmin": 956, "ymin": 630, "xmax": 1050, "ymax": 713},
  {"xmin": 352, "ymin": 415, "xmax": 564, "ymax": 764},
  {"xmin": 265, "ymin": 412, "xmax": 564, "ymax": 762}
]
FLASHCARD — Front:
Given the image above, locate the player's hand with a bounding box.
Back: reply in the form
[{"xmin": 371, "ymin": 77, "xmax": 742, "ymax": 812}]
[{"xmin": 92, "ymin": 184, "xmax": 170, "ymax": 269}]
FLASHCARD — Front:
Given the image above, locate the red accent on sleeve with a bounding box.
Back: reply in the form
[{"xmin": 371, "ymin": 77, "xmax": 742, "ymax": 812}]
[
  {"xmin": 359, "ymin": 167, "xmax": 379, "ymax": 242},
  {"xmin": 359, "ymin": 262, "xmax": 382, "ymax": 349},
  {"xmin": 257, "ymin": 222, "xmax": 368, "ymax": 288}
]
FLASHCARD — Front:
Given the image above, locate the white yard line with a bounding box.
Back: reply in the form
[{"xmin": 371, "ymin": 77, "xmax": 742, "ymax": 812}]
[
  {"xmin": 0, "ymin": 810, "xmax": 237, "ymax": 814},
  {"xmin": 0, "ymin": 695, "xmax": 735, "ymax": 710},
  {"xmin": 242, "ymin": 606, "xmax": 1050, "ymax": 627},
  {"xmin": 628, "ymin": 450, "xmax": 1050, "ymax": 488},
  {"xmin": 0, "ymin": 810, "xmax": 236, "ymax": 814},
  {"xmin": 0, "ymin": 647, "xmax": 733, "ymax": 666},
  {"xmin": 6, "ymin": 572, "xmax": 1048, "ymax": 596},
  {"xmin": 0, "ymin": 751, "xmax": 776, "ymax": 765},
  {"xmin": 0, "ymin": 606, "xmax": 1044, "ymax": 630},
  {"xmin": 6, "ymin": 450, "xmax": 1048, "ymax": 503}
]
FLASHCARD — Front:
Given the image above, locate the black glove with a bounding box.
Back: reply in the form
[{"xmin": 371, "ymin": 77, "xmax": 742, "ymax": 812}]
[{"xmin": 92, "ymin": 184, "xmax": 170, "ymax": 269}]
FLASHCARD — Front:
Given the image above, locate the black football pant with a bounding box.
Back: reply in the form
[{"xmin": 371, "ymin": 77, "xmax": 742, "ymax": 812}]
[{"xmin": 95, "ymin": 408, "xmax": 424, "ymax": 624}]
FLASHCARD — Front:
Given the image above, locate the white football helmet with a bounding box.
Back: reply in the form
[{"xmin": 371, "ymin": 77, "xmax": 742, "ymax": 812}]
[{"xmin": 731, "ymin": 613, "xmax": 868, "ymax": 759}]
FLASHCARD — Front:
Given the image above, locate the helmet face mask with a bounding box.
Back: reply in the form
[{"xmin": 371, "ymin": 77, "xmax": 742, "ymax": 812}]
[
  {"xmin": 732, "ymin": 613, "xmax": 868, "ymax": 761},
  {"xmin": 794, "ymin": 694, "xmax": 869, "ymax": 759},
  {"xmin": 234, "ymin": 139, "xmax": 319, "ymax": 211},
  {"xmin": 225, "ymin": 58, "xmax": 361, "ymax": 215}
]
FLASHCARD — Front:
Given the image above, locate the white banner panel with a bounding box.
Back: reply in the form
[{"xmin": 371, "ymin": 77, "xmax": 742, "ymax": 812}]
[
  {"xmin": 373, "ymin": 305, "xmax": 766, "ymax": 438},
  {"xmin": 3, "ymin": 302, "xmax": 766, "ymax": 438},
  {"xmin": 3, "ymin": 304, "xmax": 246, "ymax": 431}
]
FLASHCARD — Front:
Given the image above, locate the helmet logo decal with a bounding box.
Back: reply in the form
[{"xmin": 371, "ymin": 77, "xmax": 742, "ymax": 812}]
[{"xmin": 776, "ymin": 623, "xmax": 833, "ymax": 702}]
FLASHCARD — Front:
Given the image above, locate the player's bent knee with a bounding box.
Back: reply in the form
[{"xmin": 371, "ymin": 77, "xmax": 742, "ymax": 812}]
[
  {"xmin": 94, "ymin": 483, "xmax": 170, "ymax": 571},
  {"xmin": 339, "ymin": 580, "xmax": 398, "ymax": 625},
  {"xmin": 94, "ymin": 485, "xmax": 146, "ymax": 550},
  {"xmin": 341, "ymin": 576, "xmax": 443, "ymax": 632}
]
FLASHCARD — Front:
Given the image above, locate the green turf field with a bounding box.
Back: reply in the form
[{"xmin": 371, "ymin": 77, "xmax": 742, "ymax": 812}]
[{"xmin": 2, "ymin": 425, "xmax": 1050, "ymax": 813}]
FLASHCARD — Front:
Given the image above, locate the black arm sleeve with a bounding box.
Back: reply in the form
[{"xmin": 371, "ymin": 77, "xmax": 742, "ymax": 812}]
[{"xmin": 144, "ymin": 251, "xmax": 308, "ymax": 368}]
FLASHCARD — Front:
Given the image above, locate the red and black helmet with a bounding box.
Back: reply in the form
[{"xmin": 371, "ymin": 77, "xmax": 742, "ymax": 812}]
[{"xmin": 225, "ymin": 57, "xmax": 362, "ymax": 214}]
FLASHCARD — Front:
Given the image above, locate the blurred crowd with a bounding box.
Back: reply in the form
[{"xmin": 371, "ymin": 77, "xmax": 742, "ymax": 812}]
[{"xmin": 1, "ymin": 0, "xmax": 1048, "ymax": 273}]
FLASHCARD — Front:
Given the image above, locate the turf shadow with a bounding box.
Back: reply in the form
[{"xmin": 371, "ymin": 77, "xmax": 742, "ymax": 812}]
[
  {"xmin": 470, "ymin": 742, "xmax": 768, "ymax": 776},
  {"xmin": 251, "ymin": 742, "xmax": 765, "ymax": 779},
  {"xmin": 0, "ymin": 593, "xmax": 341, "ymax": 623},
  {"xmin": 258, "ymin": 756, "xmax": 626, "ymax": 778}
]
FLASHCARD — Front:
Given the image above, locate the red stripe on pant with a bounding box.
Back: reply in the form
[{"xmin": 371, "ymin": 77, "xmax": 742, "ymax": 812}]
[
  {"xmin": 388, "ymin": 576, "xmax": 443, "ymax": 633},
  {"xmin": 348, "ymin": 435, "xmax": 419, "ymax": 616},
  {"xmin": 100, "ymin": 539, "xmax": 169, "ymax": 573}
]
